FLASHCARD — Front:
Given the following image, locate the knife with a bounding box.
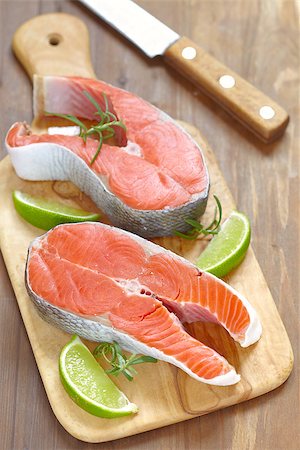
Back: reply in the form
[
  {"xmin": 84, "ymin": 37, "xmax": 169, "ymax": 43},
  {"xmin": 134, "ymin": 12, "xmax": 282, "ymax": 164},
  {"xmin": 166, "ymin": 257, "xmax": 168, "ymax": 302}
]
[{"xmin": 79, "ymin": 0, "xmax": 288, "ymax": 143}]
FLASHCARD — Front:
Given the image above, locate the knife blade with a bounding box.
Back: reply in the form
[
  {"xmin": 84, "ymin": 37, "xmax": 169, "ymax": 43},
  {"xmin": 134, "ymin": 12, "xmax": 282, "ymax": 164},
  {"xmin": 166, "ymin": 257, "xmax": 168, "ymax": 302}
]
[{"xmin": 79, "ymin": 0, "xmax": 289, "ymax": 143}]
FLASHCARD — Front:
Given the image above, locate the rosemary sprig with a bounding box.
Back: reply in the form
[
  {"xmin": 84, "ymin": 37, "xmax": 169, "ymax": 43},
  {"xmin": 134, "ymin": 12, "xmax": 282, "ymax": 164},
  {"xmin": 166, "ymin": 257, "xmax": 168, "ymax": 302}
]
[
  {"xmin": 93, "ymin": 341, "xmax": 157, "ymax": 381},
  {"xmin": 46, "ymin": 90, "xmax": 126, "ymax": 165},
  {"xmin": 174, "ymin": 194, "xmax": 222, "ymax": 240}
]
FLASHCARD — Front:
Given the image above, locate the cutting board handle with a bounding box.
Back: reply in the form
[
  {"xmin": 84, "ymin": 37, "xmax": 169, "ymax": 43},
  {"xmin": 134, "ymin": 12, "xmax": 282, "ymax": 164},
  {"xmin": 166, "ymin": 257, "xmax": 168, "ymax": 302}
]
[{"xmin": 12, "ymin": 13, "xmax": 96, "ymax": 80}]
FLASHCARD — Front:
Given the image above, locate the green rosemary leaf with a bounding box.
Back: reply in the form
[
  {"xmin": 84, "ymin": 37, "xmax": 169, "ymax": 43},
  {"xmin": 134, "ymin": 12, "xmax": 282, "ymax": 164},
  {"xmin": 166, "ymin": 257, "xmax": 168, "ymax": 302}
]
[
  {"xmin": 103, "ymin": 92, "xmax": 109, "ymax": 113},
  {"xmin": 211, "ymin": 194, "xmax": 222, "ymax": 230},
  {"xmin": 94, "ymin": 341, "xmax": 157, "ymax": 381},
  {"xmin": 116, "ymin": 121, "xmax": 127, "ymax": 131},
  {"xmin": 106, "ymin": 367, "xmax": 121, "ymax": 375},
  {"xmin": 129, "ymin": 356, "xmax": 158, "ymax": 365},
  {"xmin": 90, "ymin": 134, "xmax": 103, "ymax": 166},
  {"xmin": 123, "ymin": 369, "xmax": 134, "ymax": 381},
  {"xmin": 174, "ymin": 195, "xmax": 223, "ymax": 240},
  {"xmin": 112, "ymin": 341, "xmax": 122, "ymax": 355},
  {"xmin": 173, "ymin": 230, "xmax": 199, "ymax": 240},
  {"xmin": 184, "ymin": 218, "xmax": 204, "ymax": 231},
  {"xmin": 108, "ymin": 345, "xmax": 117, "ymax": 364},
  {"xmin": 103, "ymin": 130, "xmax": 115, "ymax": 140},
  {"xmin": 45, "ymin": 112, "xmax": 88, "ymax": 131},
  {"xmin": 82, "ymin": 90, "xmax": 103, "ymax": 117},
  {"xmin": 204, "ymin": 207, "xmax": 218, "ymax": 230},
  {"xmin": 45, "ymin": 91, "xmax": 126, "ymax": 165},
  {"xmin": 201, "ymin": 229, "xmax": 220, "ymax": 236},
  {"xmin": 116, "ymin": 352, "xmax": 125, "ymax": 367},
  {"xmin": 127, "ymin": 353, "xmax": 138, "ymax": 364},
  {"xmin": 106, "ymin": 111, "xmax": 118, "ymax": 121},
  {"xmin": 101, "ymin": 125, "xmax": 115, "ymax": 137}
]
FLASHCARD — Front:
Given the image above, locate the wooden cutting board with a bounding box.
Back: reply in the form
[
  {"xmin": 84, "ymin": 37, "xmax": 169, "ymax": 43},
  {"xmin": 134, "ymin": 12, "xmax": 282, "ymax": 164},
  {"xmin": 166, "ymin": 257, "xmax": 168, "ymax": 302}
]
[{"xmin": 0, "ymin": 13, "xmax": 293, "ymax": 444}]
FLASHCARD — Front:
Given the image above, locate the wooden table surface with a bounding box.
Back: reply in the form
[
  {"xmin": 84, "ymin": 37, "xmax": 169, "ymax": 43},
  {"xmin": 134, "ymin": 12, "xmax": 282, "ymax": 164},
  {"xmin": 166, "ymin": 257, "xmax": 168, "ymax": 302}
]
[{"xmin": 0, "ymin": 1, "xmax": 299, "ymax": 449}]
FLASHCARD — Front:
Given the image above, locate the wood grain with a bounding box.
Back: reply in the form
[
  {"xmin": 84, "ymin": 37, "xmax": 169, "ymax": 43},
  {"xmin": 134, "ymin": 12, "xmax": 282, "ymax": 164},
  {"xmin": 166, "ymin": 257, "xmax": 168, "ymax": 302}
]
[
  {"xmin": 164, "ymin": 36, "xmax": 289, "ymax": 142},
  {"xmin": 0, "ymin": 124, "xmax": 293, "ymax": 442},
  {"xmin": 0, "ymin": 0, "xmax": 299, "ymax": 449},
  {"xmin": 12, "ymin": 13, "xmax": 96, "ymax": 79},
  {"xmin": 0, "ymin": 8, "xmax": 294, "ymax": 443}
]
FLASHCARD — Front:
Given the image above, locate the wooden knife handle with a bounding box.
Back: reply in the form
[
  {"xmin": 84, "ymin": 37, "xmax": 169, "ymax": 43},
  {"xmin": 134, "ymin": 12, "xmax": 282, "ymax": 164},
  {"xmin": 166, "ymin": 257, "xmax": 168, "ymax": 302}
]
[
  {"xmin": 12, "ymin": 13, "xmax": 96, "ymax": 80},
  {"xmin": 164, "ymin": 36, "xmax": 289, "ymax": 142}
]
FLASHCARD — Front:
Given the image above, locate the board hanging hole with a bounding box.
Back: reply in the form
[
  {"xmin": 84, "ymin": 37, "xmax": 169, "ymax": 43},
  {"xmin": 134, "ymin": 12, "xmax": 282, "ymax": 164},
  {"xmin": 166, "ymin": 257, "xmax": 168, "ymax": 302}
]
[{"xmin": 48, "ymin": 33, "xmax": 62, "ymax": 46}]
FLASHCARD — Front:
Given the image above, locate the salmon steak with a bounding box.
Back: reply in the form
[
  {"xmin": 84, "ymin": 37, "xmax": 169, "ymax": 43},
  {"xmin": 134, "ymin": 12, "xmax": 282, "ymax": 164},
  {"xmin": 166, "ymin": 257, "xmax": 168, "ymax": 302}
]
[
  {"xmin": 25, "ymin": 222, "xmax": 262, "ymax": 386},
  {"xmin": 6, "ymin": 75, "xmax": 209, "ymax": 238}
]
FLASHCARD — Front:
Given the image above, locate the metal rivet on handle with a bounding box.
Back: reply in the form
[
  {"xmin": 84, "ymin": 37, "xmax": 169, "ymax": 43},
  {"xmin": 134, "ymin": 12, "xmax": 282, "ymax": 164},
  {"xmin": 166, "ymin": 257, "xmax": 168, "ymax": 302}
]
[
  {"xmin": 259, "ymin": 105, "xmax": 275, "ymax": 120},
  {"xmin": 181, "ymin": 46, "xmax": 197, "ymax": 60},
  {"xmin": 219, "ymin": 75, "xmax": 236, "ymax": 89}
]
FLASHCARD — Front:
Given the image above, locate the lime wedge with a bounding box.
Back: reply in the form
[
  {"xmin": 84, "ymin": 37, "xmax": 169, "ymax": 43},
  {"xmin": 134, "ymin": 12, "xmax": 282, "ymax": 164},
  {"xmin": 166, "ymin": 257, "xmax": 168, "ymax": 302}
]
[
  {"xmin": 196, "ymin": 210, "xmax": 251, "ymax": 278},
  {"xmin": 12, "ymin": 190, "xmax": 100, "ymax": 230},
  {"xmin": 59, "ymin": 335, "xmax": 138, "ymax": 418}
]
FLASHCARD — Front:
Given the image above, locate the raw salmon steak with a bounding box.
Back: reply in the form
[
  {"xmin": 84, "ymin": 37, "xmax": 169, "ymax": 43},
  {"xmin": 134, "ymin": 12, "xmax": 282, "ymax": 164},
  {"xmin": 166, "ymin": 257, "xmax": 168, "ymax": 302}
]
[
  {"xmin": 5, "ymin": 75, "xmax": 210, "ymax": 238},
  {"xmin": 25, "ymin": 222, "xmax": 262, "ymax": 386}
]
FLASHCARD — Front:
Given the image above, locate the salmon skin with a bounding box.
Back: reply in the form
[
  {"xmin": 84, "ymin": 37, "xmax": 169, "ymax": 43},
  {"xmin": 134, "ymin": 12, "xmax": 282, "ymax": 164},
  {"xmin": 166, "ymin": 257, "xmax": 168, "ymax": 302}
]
[
  {"xmin": 25, "ymin": 222, "xmax": 262, "ymax": 386},
  {"xmin": 5, "ymin": 75, "xmax": 210, "ymax": 238}
]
